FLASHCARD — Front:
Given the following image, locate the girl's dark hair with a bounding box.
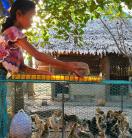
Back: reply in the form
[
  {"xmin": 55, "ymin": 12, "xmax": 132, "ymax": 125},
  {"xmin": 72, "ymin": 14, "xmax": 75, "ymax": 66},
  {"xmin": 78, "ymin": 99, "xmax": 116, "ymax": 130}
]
[{"xmin": 2, "ymin": 0, "xmax": 35, "ymax": 32}]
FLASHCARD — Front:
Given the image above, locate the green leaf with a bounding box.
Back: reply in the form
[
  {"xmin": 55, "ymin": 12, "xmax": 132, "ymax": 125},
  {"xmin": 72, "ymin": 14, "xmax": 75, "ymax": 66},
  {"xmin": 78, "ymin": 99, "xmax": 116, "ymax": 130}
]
[{"xmin": 12, "ymin": 0, "xmax": 130, "ymax": 50}]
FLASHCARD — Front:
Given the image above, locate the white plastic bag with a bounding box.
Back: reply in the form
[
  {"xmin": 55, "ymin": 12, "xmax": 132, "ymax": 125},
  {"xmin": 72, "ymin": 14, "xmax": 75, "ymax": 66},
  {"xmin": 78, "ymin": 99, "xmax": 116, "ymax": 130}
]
[{"xmin": 10, "ymin": 109, "xmax": 32, "ymax": 138}]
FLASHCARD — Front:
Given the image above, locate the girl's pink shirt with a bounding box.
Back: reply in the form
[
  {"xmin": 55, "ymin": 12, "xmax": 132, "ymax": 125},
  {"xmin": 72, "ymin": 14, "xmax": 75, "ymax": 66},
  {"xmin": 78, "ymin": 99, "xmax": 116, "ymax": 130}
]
[{"xmin": 0, "ymin": 26, "xmax": 25, "ymax": 73}]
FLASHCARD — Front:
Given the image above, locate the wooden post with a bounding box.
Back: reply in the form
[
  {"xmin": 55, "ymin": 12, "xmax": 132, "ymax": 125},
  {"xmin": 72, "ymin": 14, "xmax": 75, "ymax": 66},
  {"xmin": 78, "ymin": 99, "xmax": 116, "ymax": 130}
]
[
  {"xmin": 100, "ymin": 56, "xmax": 110, "ymax": 80},
  {"xmin": 14, "ymin": 83, "xmax": 24, "ymax": 113},
  {"xmin": 98, "ymin": 56, "xmax": 110, "ymax": 103}
]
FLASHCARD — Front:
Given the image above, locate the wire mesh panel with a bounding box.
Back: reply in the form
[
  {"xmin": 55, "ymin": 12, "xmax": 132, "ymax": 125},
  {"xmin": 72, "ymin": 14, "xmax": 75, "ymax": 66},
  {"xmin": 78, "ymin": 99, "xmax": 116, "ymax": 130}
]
[{"xmin": 0, "ymin": 80, "xmax": 132, "ymax": 138}]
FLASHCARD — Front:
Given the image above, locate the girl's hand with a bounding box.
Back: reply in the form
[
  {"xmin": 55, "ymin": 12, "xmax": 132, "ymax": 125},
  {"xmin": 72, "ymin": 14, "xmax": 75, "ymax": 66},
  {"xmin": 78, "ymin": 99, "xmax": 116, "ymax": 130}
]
[{"xmin": 66, "ymin": 62, "xmax": 89, "ymax": 77}]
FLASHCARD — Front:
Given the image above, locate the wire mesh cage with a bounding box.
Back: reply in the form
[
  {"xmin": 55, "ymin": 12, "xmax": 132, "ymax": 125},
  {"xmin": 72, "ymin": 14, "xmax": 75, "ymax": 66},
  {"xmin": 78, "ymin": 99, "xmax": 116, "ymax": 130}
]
[{"xmin": 1, "ymin": 78, "xmax": 131, "ymax": 138}]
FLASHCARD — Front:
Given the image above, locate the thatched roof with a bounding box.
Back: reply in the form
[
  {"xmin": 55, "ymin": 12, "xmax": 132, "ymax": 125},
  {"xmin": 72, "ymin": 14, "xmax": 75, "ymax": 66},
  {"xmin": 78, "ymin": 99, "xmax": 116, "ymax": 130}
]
[{"xmin": 40, "ymin": 19, "xmax": 132, "ymax": 56}]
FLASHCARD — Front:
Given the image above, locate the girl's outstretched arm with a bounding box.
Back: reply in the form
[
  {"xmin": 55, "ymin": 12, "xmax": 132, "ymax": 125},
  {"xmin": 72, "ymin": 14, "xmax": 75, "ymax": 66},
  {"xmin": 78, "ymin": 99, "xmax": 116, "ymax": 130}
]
[{"xmin": 16, "ymin": 38, "xmax": 86, "ymax": 76}]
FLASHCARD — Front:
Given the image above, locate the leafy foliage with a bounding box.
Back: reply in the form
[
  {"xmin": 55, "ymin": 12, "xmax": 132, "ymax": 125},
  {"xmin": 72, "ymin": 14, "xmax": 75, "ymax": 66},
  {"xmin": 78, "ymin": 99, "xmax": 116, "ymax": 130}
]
[
  {"xmin": 0, "ymin": 0, "xmax": 131, "ymax": 47},
  {"xmin": 25, "ymin": 0, "xmax": 131, "ymax": 47}
]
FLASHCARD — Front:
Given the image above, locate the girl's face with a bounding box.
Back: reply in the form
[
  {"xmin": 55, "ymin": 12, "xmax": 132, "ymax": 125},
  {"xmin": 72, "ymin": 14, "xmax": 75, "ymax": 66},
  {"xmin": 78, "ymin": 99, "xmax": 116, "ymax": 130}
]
[{"xmin": 16, "ymin": 9, "xmax": 35, "ymax": 29}]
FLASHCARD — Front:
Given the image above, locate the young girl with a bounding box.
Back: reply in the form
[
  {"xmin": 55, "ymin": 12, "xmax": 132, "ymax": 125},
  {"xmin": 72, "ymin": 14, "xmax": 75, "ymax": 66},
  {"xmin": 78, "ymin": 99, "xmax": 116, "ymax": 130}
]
[{"xmin": 0, "ymin": 0, "xmax": 86, "ymax": 137}]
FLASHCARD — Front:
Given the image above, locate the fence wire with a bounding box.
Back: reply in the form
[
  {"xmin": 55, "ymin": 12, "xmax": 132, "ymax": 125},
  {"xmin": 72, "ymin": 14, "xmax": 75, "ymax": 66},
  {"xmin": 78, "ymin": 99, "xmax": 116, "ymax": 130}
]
[{"xmin": 0, "ymin": 80, "xmax": 131, "ymax": 138}]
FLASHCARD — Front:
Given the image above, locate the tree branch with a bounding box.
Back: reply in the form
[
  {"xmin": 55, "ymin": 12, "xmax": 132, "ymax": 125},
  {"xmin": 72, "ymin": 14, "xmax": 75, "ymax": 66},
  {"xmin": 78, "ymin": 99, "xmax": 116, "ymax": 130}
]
[
  {"xmin": 116, "ymin": 21, "xmax": 126, "ymax": 55},
  {"xmin": 100, "ymin": 18, "xmax": 124, "ymax": 55},
  {"xmin": 119, "ymin": 20, "xmax": 129, "ymax": 55}
]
